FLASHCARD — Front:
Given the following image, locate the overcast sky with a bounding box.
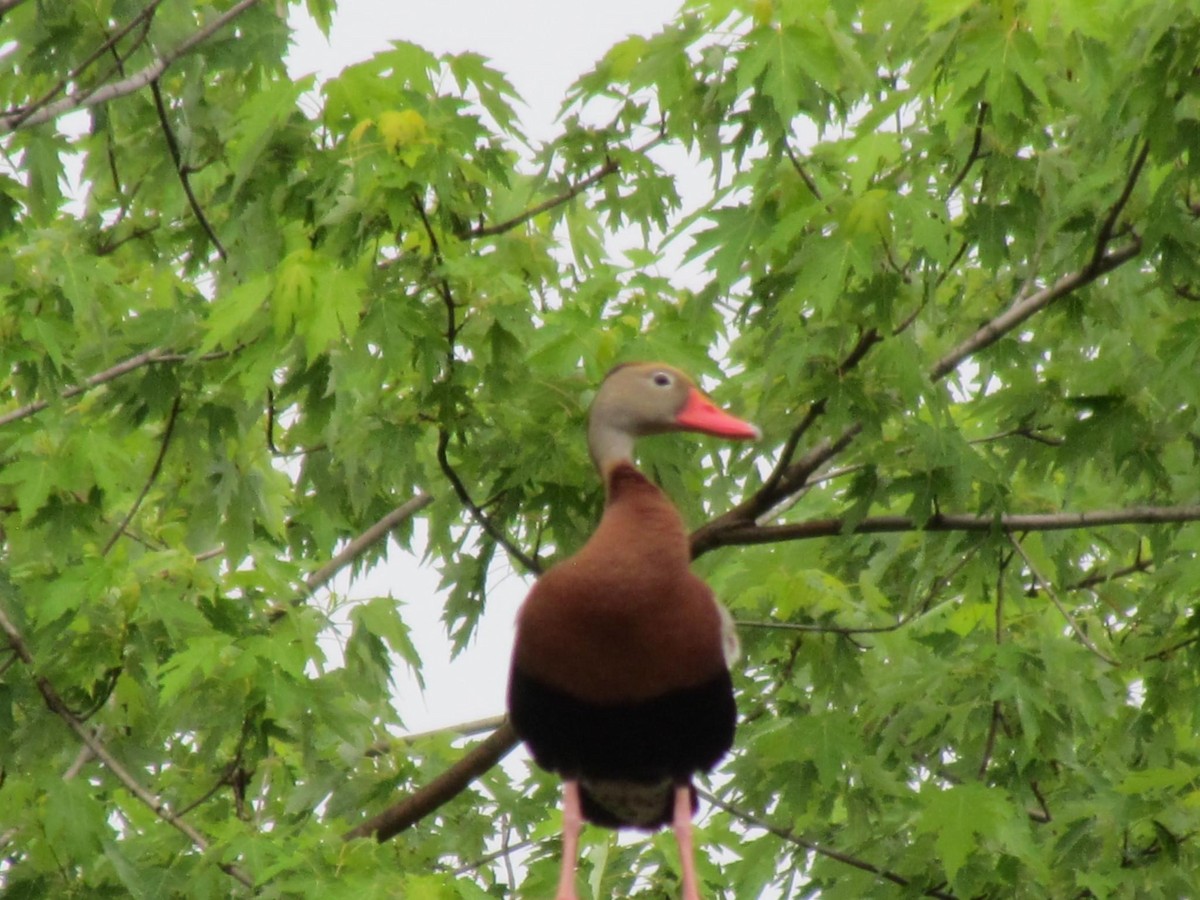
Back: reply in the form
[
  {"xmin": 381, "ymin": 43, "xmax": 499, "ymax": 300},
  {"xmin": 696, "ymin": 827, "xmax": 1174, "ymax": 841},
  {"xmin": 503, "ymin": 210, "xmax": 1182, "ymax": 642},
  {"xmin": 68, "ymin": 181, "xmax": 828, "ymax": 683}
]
[{"xmin": 288, "ymin": 1, "xmax": 686, "ymax": 734}]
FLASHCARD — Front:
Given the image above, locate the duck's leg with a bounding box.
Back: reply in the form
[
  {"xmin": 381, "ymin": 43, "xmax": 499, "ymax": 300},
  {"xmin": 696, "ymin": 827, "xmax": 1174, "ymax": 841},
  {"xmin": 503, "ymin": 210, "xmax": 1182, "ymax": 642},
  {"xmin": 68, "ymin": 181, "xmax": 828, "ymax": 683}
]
[
  {"xmin": 673, "ymin": 784, "xmax": 702, "ymax": 900},
  {"xmin": 555, "ymin": 780, "xmax": 583, "ymax": 900}
]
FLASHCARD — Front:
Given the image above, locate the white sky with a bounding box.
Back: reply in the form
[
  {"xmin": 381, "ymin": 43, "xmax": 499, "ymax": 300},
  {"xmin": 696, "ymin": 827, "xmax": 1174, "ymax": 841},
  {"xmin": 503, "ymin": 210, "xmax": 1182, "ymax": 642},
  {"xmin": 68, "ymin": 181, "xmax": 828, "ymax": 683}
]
[{"xmin": 289, "ymin": 0, "xmax": 687, "ymax": 734}]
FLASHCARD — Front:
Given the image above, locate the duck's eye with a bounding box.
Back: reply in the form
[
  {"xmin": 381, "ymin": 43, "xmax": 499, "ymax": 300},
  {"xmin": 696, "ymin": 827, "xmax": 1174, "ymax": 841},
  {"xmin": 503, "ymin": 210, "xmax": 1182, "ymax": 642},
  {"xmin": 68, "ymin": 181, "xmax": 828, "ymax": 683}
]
[{"xmin": 652, "ymin": 372, "xmax": 673, "ymax": 388}]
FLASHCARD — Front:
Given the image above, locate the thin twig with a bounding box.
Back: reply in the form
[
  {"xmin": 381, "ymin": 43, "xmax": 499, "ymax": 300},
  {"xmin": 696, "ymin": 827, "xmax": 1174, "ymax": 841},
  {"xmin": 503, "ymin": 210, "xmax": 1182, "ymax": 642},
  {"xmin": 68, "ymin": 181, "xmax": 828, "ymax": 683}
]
[
  {"xmin": 416, "ymin": 193, "xmax": 538, "ymax": 571},
  {"xmin": 436, "ymin": 430, "xmax": 542, "ymax": 574},
  {"xmin": 0, "ymin": 0, "xmax": 262, "ymax": 134},
  {"xmin": 698, "ymin": 789, "xmax": 959, "ymax": 899},
  {"xmin": 469, "ymin": 132, "xmax": 666, "ymax": 239},
  {"xmin": 174, "ymin": 724, "xmax": 249, "ymax": 818},
  {"xmin": 979, "ymin": 554, "xmax": 1007, "ymax": 777},
  {"xmin": 1, "ymin": 0, "xmax": 166, "ymax": 130},
  {"xmin": 0, "ymin": 605, "xmax": 255, "ymax": 889},
  {"xmin": 1028, "ymin": 780, "xmax": 1052, "ymax": 823},
  {"xmin": 1145, "ymin": 633, "xmax": 1200, "ymax": 661},
  {"xmin": 0, "ymin": 345, "xmax": 236, "ymax": 428},
  {"xmin": 101, "ymin": 394, "xmax": 182, "ymax": 555},
  {"xmin": 0, "ymin": 347, "xmax": 171, "ymax": 426},
  {"xmin": 1008, "ymin": 534, "xmax": 1118, "ymax": 666},
  {"xmin": 365, "ymin": 714, "xmax": 507, "ymax": 757},
  {"xmin": 150, "ymin": 80, "xmax": 227, "ymax": 260},
  {"xmin": 450, "ymin": 834, "xmax": 536, "ymax": 877},
  {"xmin": 304, "ymin": 493, "xmax": 434, "ymax": 594},
  {"xmin": 758, "ymin": 401, "xmax": 825, "ymax": 499},
  {"xmin": 1067, "ymin": 555, "xmax": 1152, "ymax": 593},
  {"xmin": 63, "ymin": 727, "xmax": 103, "ymax": 779},
  {"xmin": 946, "ymin": 102, "xmax": 988, "ymax": 199},
  {"xmin": 1089, "ymin": 141, "xmax": 1150, "ymax": 273},
  {"xmin": 782, "ymin": 140, "xmax": 824, "ymax": 202},
  {"xmin": 757, "ymin": 328, "xmax": 881, "ymax": 501}
]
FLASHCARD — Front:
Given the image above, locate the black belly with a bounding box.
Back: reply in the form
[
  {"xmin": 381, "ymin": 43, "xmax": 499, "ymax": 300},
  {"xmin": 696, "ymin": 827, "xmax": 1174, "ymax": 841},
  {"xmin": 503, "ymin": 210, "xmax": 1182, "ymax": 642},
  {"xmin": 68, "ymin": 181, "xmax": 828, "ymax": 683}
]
[{"xmin": 507, "ymin": 667, "xmax": 737, "ymax": 785}]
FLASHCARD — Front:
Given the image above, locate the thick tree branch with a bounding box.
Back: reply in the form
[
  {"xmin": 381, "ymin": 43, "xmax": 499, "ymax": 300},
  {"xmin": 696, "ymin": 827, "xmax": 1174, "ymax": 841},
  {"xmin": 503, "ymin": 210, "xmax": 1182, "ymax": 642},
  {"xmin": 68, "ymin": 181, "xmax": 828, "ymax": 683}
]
[
  {"xmin": 0, "ymin": 0, "xmax": 262, "ymax": 134},
  {"xmin": 701, "ymin": 504, "xmax": 1200, "ymax": 551},
  {"xmin": 698, "ymin": 789, "xmax": 959, "ymax": 899},
  {"xmin": 928, "ymin": 239, "xmax": 1142, "ymax": 383},
  {"xmin": 343, "ymin": 719, "xmax": 519, "ymax": 842},
  {"xmin": 0, "ymin": 605, "xmax": 255, "ymax": 889}
]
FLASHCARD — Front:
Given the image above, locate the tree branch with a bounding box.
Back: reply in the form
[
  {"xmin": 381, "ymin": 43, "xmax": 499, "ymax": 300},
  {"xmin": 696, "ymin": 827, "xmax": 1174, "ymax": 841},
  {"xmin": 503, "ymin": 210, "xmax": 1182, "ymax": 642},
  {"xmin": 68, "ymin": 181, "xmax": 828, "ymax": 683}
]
[
  {"xmin": 1009, "ymin": 534, "xmax": 1119, "ymax": 666},
  {"xmin": 690, "ymin": 422, "xmax": 863, "ymax": 558},
  {"xmin": 1090, "ymin": 141, "xmax": 1150, "ymax": 273},
  {"xmin": 304, "ymin": 493, "xmax": 434, "ymax": 595},
  {"xmin": 150, "ymin": 80, "xmax": 227, "ymax": 261},
  {"xmin": 343, "ymin": 719, "xmax": 519, "ymax": 842},
  {"xmin": 0, "ymin": 604, "xmax": 255, "ymax": 889},
  {"xmin": 364, "ymin": 714, "xmax": 507, "ymax": 758},
  {"xmin": 0, "ymin": 0, "xmax": 262, "ymax": 134},
  {"xmin": 468, "ymin": 132, "xmax": 665, "ymax": 239},
  {"xmin": 928, "ymin": 239, "xmax": 1142, "ymax": 383},
  {"xmin": 698, "ymin": 789, "xmax": 959, "ymax": 899},
  {"xmin": 701, "ymin": 504, "xmax": 1200, "ymax": 551},
  {"xmin": 0, "ymin": 347, "xmax": 170, "ymax": 427},
  {"xmin": 0, "ymin": 0, "xmax": 165, "ymax": 131},
  {"xmin": 782, "ymin": 139, "xmax": 824, "ymax": 202},
  {"xmin": 946, "ymin": 102, "xmax": 989, "ymax": 200},
  {"xmin": 101, "ymin": 394, "xmax": 181, "ymax": 555},
  {"xmin": 0, "ymin": 345, "xmax": 235, "ymax": 428},
  {"xmin": 436, "ymin": 429, "xmax": 542, "ymax": 575}
]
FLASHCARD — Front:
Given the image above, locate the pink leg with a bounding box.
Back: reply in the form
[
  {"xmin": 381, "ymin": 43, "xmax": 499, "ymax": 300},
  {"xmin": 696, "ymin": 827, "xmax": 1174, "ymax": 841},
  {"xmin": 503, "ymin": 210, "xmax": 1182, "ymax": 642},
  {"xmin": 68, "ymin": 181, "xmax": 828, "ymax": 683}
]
[
  {"xmin": 673, "ymin": 785, "xmax": 702, "ymax": 900},
  {"xmin": 555, "ymin": 780, "xmax": 582, "ymax": 900}
]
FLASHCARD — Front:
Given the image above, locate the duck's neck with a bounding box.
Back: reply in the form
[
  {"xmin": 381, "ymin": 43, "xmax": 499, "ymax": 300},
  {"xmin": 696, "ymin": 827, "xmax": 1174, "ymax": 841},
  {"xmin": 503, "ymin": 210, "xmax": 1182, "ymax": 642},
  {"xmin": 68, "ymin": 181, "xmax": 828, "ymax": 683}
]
[
  {"xmin": 588, "ymin": 418, "xmax": 636, "ymax": 477},
  {"xmin": 593, "ymin": 462, "xmax": 690, "ymax": 569}
]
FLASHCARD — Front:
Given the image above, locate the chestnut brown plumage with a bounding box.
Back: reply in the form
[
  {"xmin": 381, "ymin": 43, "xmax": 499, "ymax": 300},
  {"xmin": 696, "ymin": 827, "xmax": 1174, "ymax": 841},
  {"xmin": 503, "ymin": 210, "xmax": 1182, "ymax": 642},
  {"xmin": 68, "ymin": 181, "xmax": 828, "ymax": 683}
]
[{"xmin": 507, "ymin": 362, "xmax": 758, "ymax": 900}]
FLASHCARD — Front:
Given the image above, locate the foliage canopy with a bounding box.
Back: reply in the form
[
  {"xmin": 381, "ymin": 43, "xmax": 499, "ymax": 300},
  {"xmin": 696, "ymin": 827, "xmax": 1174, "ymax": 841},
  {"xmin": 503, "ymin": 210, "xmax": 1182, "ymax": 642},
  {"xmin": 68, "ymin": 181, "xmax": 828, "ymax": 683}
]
[{"xmin": 3, "ymin": 0, "xmax": 1200, "ymax": 896}]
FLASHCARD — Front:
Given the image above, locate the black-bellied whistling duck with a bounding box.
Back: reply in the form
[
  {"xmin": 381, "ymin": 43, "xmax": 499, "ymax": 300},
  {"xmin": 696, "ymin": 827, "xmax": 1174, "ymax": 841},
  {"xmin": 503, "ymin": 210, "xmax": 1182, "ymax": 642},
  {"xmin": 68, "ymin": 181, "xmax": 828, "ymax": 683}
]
[{"xmin": 507, "ymin": 362, "xmax": 759, "ymax": 900}]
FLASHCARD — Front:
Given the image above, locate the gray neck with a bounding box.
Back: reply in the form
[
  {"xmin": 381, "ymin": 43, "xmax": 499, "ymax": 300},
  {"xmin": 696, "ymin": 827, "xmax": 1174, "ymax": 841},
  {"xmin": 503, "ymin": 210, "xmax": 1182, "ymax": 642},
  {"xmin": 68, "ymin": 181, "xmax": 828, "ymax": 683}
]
[{"xmin": 587, "ymin": 418, "xmax": 635, "ymax": 478}]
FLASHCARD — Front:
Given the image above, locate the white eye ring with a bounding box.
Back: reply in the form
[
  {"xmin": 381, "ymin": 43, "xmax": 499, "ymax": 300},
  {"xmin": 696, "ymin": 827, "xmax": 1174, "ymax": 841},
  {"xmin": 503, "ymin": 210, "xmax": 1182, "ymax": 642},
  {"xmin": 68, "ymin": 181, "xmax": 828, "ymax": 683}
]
[{"xmin": 652, "ymin": 372, "xmax": 673, "ymax": 388}]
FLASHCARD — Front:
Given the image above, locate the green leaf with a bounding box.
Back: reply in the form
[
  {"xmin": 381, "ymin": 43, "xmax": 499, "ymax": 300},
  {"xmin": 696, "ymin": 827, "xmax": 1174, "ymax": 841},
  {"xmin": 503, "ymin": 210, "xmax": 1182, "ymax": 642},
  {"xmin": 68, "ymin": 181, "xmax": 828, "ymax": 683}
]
[
  {"xmin": 916, "ymin": 784, "xmax": 1008, "ymax": 883},
  {"xmin": 199, "ymin": 274, "xmax": 272, "ymax": 354}
]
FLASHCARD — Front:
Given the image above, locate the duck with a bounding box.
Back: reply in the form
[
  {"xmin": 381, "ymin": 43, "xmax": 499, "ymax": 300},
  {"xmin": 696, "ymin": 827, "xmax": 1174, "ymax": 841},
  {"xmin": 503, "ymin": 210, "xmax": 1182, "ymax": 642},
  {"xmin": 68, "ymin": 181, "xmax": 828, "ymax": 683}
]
[{"xmin": 507, "ymin": 362, "xmax": 759, "ymax": 900}]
